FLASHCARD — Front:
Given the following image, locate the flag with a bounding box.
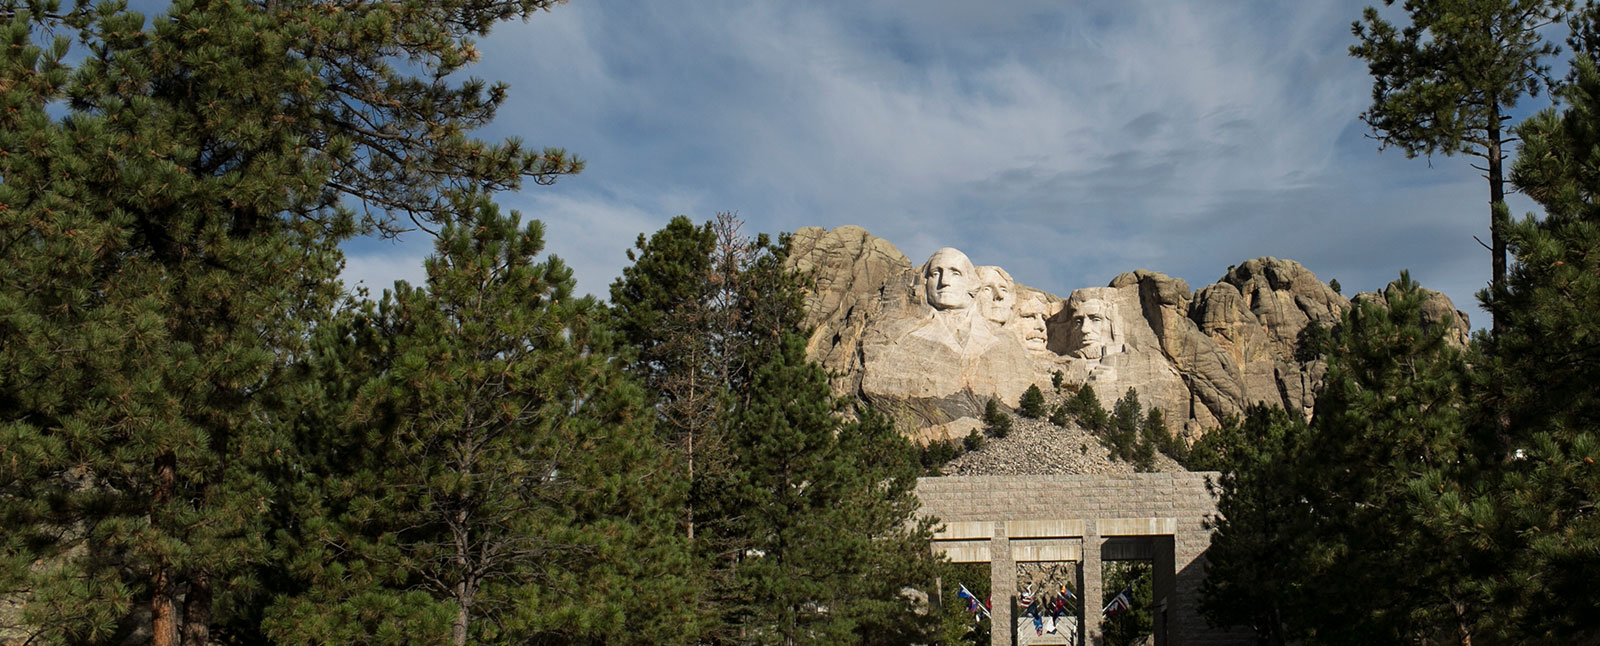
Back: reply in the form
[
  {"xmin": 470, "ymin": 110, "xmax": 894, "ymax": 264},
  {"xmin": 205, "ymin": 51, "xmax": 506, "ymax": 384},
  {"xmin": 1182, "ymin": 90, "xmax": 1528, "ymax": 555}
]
[
  {"xmin": 957, "ymin": 584, "xmax": 991, "ymax": 618},
  {"xmin": 1103, "ymin": 587, "xmax": 1133, "ymax": 618}
]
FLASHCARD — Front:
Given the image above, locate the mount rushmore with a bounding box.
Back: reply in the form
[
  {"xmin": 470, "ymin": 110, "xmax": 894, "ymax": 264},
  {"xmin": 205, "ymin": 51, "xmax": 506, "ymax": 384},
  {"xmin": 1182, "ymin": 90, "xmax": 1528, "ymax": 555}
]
[{"xmin": 786, "ymin": 225, "xmax": 1471, "ymax": 442}]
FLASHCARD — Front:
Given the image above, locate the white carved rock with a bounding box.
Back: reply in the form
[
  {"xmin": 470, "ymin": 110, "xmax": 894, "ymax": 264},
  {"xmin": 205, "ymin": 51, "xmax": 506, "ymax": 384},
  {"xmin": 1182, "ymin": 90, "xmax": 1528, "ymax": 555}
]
[{"xmin": 785, "ymin": 226, "xmax": 1466, "ymax": 442}]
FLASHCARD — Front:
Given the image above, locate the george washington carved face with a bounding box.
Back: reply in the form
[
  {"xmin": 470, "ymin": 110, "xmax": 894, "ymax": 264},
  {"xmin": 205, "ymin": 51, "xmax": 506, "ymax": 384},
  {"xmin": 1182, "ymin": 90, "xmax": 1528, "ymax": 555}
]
[{"xmin": 923, "ymin": 248, "xmax": 979, "ymax": 311}]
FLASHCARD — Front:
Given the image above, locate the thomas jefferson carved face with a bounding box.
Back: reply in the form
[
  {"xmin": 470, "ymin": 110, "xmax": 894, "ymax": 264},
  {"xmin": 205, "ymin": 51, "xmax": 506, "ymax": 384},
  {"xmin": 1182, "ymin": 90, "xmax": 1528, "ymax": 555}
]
[
  {"xmin": 1068, "ymin": 295, "xmax": 1121, "ymax": 359},
  {"xmin": 976, "ymin": 266, "xmax": 1015, "ymax": 325},
  {"xmin": 1015, "ymin": 295, "xmax": 1051, "ymax": 352},
  {"xmin": 923, "ymin": 248, "xmax": 979, "ymax": 311}
]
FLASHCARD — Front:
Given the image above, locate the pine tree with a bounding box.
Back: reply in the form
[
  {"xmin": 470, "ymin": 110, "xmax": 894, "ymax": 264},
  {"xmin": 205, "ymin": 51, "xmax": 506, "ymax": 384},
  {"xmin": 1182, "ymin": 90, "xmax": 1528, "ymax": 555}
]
[
  {"xmin": 1063, "ymin": 385, "xmax": 1109, "ymax": 433},
  {"xmin": 1048, "ymin": 402, "xmax": 1071, "ymax": 428},
  {"xmin": 608, "ymin": 215, "xmax": 725, "ymax": 543},
  {"xmin": 1018, "ymin": 385, "xmax": 1046, "ymax": 419},
  {"xmin": 1485, "ymin": 57, "xmax": 1600, "ymax": 639},
  {"xmin": 1101, "ymin": 561, "xmax": 1153, "ymax": 646},
  {"xmin": 0, "ymin": 2, "xmax": 580, "ymax": 643},
  {"xmin": 1350, "ymin": 0, "xmax": 1571, "ymax": 331},
  {"xmin": 1197, "ymin": 405, "xmax": 1317, "ymax": 646},
  {"xmin": 1299, "ymin": 273, "xmax": 1487, "ymax": 644},
  {"xmin": 982, "ymin": 399, "xmax": 1012, "ymax": 438},
  {"xmin": 611, "ymin": 218, "xmax": 942, "ymax": 645},
  {"xmin": 1138, "ymin": 407, "xmax": 1171, "ymax": 469},
  {"xmin": 1107, "ymin": 388, "xmax": 1143, "ymax": 464},
  {"xmin": 262, "ymin": 201, "xmax": 697, "ymax": 646}
]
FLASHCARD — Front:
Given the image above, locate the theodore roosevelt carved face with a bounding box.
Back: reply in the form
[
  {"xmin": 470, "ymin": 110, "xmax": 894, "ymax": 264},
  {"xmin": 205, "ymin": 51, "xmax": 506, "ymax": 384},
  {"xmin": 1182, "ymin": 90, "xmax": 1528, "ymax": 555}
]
[
  {"xmin": 976, "ymin": 265, "xmax": 1015, "ymax": 325},
  {"xmin": 1015, "ymin": 294, "xmax": 1051, "ymax": 352},
  {"xmin": 923, "ymin": 248, "xmax": 979, "ymax": 311}
]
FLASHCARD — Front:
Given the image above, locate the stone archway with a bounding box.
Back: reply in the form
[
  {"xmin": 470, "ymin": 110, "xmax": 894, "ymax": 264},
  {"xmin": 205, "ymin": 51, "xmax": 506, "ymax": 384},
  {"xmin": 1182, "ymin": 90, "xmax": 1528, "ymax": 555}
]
[{"xmin": 917, "ymin": 473, "xmax": 1247, "ymax": 646}]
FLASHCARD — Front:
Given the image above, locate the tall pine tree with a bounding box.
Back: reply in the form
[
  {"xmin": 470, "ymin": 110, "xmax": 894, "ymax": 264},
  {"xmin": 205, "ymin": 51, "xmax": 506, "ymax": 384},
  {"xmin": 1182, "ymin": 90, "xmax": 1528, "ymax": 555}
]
[
  {"xmin": 1351, "ymin": 0, "xmax": 1570, "ymax": 331},
  {"xmin": 1300, "ymin": 275, "xmax": 1488, "ymax": 645},
  {"xmin": 0, "ymin": 1, "xmax": 579, "ymax": 643},
  {"xmin": 610, "ymin": 217, "xmax": 942, "ymax": 645},
  {"xmin": 1488, "ymin": 56, "xmax": 1600, "ymax": 640},
  {"xmin": 264, "ymin": 200, "xmax": 698, "ymax": 646},
  {"xmin": 1196, "ymin": 405, "xmax": 1317, "ymax": 646}
]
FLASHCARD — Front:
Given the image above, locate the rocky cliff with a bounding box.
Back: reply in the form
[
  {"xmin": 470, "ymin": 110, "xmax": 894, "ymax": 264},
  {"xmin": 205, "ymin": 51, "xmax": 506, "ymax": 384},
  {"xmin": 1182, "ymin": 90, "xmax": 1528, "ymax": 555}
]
[{"xmin": 788, "ymin": 225, "xmax": 1470, "ymax": 442}]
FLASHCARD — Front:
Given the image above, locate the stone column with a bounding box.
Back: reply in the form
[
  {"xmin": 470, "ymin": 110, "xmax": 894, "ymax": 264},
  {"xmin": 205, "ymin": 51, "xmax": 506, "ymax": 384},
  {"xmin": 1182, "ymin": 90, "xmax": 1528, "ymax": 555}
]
[
  {"xmin": 1080, "ymin": 521, "xmax": 1102, "ymax": 646},
  {"xmin": 1153, "ymin": 535, "xmax": 1175, "ymax": 646},
  {"xmin": 990, "ymin": 521, "xmax": 1014, "ymax": 646}
]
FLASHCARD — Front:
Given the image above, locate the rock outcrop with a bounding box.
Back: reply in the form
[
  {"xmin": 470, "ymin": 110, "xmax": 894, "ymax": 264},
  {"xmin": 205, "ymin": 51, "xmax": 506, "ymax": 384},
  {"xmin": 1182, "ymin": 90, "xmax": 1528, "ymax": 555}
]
[{"xmin": 788, "ymin": 225, "xmax": 1466, "ymax": 441}]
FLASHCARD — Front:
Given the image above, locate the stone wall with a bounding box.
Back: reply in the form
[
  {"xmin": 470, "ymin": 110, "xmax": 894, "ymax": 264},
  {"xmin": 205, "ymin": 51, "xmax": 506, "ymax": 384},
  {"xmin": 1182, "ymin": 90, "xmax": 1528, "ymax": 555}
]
[{"xmin": 916, "ymin": 473, "xmax": 1249, "ymax": 646}]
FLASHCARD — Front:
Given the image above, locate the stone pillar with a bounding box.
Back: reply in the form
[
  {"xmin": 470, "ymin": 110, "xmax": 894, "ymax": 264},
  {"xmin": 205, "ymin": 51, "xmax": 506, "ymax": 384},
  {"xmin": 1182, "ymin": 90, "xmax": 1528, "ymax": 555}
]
[
  {"xmin": 1081, "ymin": 521, "xmax": 1102, "ymax": 646},
  {"xmin": 1153, "ymin": 535, "xmax": 1175, "ymax": 646},
  {"xmin": 991, "ymin": 522, "xmax": 1014, "ymax": 646}
]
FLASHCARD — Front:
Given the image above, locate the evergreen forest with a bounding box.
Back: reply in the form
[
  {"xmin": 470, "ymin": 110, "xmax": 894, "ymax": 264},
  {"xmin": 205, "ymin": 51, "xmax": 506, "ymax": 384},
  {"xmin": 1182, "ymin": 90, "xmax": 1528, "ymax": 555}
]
[{"xmin": 1, "ymin": 1, "xmax": 1599, "ymax": 646}]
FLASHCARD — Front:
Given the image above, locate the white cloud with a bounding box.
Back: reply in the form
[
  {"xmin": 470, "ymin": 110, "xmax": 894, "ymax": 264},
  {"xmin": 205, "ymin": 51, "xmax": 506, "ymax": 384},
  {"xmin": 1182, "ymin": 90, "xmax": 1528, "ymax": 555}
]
[
  {"xmin": 470, "ymin": 1, "xmax": 1549, "ymax": 327},
  {"xmin": 507, "ymin": 188, "xmax": 709, "ymax": 299},
  {"xmin": 340, "ymin": 243, "xmax": 431, "ymax": 298}
]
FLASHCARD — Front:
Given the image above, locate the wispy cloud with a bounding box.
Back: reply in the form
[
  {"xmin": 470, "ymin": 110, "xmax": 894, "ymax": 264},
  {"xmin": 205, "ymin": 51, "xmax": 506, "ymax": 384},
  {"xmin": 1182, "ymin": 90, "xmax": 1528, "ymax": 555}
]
[
  {"xmin": 341, "ymin": 244, "xmax": 430, "ymax": 297},
  {"xmin": 337, "ymin": 0, "xmax": 1552, "ymax": 324}
]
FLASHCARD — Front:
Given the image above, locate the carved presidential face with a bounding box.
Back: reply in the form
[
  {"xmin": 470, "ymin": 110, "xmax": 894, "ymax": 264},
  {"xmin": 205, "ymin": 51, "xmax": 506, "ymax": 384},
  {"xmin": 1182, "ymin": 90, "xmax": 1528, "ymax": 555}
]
[
  {"xmin": 1070, "ymin": 298, "xmax": 1118, "ymax": 359},
  {"xmin": 923, "ymin": 248, "xmax": 978, "ymax": 311},
  {"xmin": 1015, "ymin": 295, "xmax": 1051, "ymax": 352},
  {"xmin": 976, "ymin": 266, "xmax": 1015, "ymax": 325}
]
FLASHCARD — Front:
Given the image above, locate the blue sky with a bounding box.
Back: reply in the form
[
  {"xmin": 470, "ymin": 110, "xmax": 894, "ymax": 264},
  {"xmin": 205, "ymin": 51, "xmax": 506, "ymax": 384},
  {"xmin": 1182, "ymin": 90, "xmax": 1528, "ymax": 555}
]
[{"xmin": 339, "ymin": 1, "xmax": 1560, "ymax": 329}]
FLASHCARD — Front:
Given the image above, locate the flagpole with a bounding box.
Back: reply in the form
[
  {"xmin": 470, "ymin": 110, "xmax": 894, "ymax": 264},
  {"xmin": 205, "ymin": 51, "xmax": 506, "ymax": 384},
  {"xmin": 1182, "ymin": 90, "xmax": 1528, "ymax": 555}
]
[{"xmin": 957, "ymin": 584, "xmax": 993, "ymax": 619}]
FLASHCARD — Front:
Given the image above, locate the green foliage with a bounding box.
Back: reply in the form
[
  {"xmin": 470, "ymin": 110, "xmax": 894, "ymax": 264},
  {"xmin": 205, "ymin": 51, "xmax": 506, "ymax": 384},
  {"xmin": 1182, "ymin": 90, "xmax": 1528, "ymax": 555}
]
[
  {"xmin": 1048, "ymin": 402, "xmax": 1070, "ymax": 427},
  {"xmin": 0, "ymin": 1, "xmax": 578, "ymax": 643},
  {"xmin": 1350, "ymin": 0, "xmax": 1571, "ymax": 317},
  {"xmin": 1062, "ymin": 385, "xmax": 1109, "ymax": 433},
  {"xmin": 918, "ymin": 438, "xmax": 965, "ymax": 475},
  {"xmin": 963, "ymin": 430, "xmax": 987, "ymax": 453},
  {"xmin": 1350, "ymin": 0, "xmax": 1565, "ymax": 160},
  {"xmin": 1104, "ymin": 388, "xmax": 1143, "ymax": 466},
  {"xmin": 931, "ymin": 563, "xmax": 991, "ymax": 646},
  {"xmin": 1143, "ymin": 407, "xmax": 1187, "ymax": 468},
  {"xmin": 1328, "ymin": 278, "xmax": 1342, "ymax": 295},
  {"xmin": 1202, "ymin": 274, "xmax": 1486, "ymax": 643},
  {"xmin": 609, "ymin": 215, "xmax": 719, "ymax": 398},
  {"xmin": 1018, "ymin": 385, "xmax": 1046, "ymax": 419},
  {"xmin": 982, "ymin": 399, "xmax": 1012, "ymax": 438},
  {"xmin": 1196, "ymin": 405, "xmax": 1316, "ymax": 645},
  {"xmin": 612, "ymin": 217, "xmax": 942, "ymax": 645},
  {"xmin": 1050, "ymin": 370, "xmax": 1065, "ymax": 394},
  {"xmin": 725, "ymin": 335, "xmax": 941, "ymax": 645},
  {"xmin": 267, "ymin": 201, "xmax": 697, "ymax": 646},
  {"xmin": 1101, "ymin": 561, "xmax": 1153, "ymax": 646},
  {"xmin": 1293, "ymin": 317, "xmax": 1332, "ymax": 363},
  {"xmin": 1487, "ymin": 56, "xmax": 1600, "ymax": 639},
  {"xmin": 1304, "ymin": 273, "xmax": 1485, "ymax": 643}
]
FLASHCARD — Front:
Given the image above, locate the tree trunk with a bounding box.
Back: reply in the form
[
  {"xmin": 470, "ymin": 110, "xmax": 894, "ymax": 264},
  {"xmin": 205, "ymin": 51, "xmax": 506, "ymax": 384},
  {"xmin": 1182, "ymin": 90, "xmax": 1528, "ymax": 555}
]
[
  {"xmin": 687, "ymin": 374, "xmax": 695, "ymax": 542},
  {"xmin": 182, "ymin": 571, "xmax": 212, "ymax": 646},
  {"xmin": 1488, "ymin": 111, "xmax": 1506, "ymax": 336},
  {"xmin": 453, "ymin": 592, "xmax": 470, "ymax": 646},
  {"xmin": 152, "ymin": 453, "xmax": 179, "ymax": 646},
  {"xmin": 453, "ymin": 508, "xmax": 473, "ymax": 646}
]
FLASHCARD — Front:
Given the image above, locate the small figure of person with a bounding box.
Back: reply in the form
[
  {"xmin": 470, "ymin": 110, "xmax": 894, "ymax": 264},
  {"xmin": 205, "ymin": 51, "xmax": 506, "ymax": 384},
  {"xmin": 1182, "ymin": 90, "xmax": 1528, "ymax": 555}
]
[
  {"xmin": 1048, "ymin": 584, "xmax": 1076, "ymax": 634},
  {"xmin": 1019, "ymin": 583, "xmax": 1044, "ymax": 636}
]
